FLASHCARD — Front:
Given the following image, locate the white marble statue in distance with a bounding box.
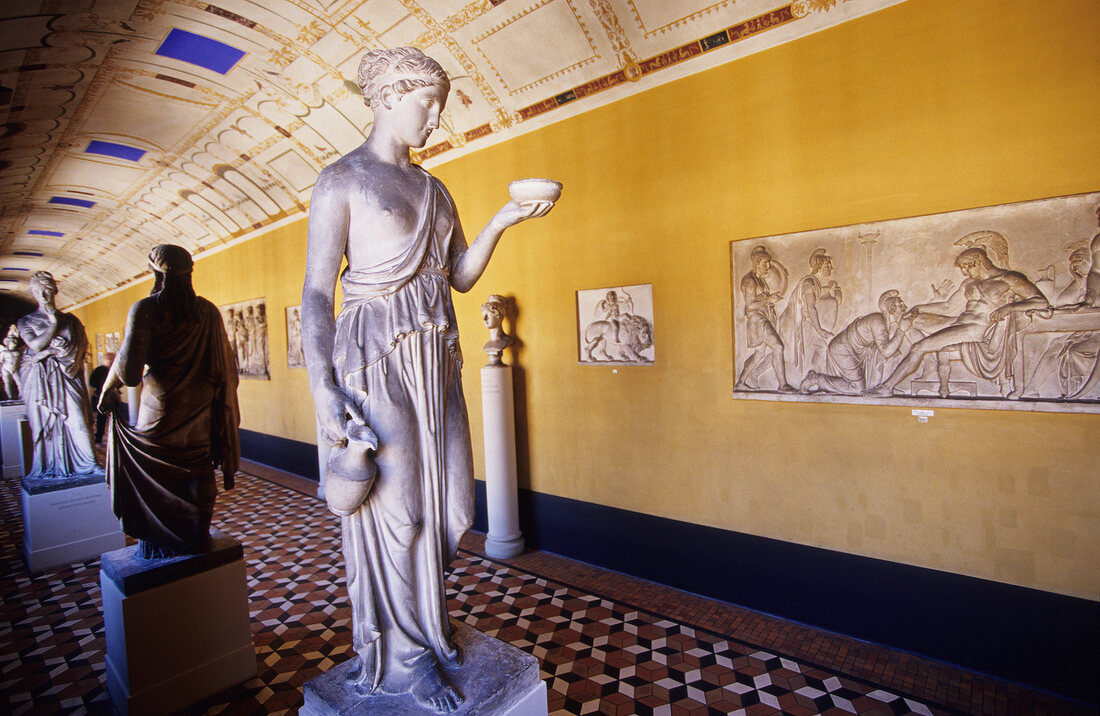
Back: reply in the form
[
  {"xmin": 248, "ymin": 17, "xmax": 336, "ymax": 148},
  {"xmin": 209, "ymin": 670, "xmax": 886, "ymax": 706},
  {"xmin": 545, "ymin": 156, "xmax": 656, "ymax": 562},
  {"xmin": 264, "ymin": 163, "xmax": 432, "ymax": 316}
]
[
  {"xmin": 17, "ymin": 271, "xmax": 100, "ymax": 479},
  {"xmin": 1, "ymin": 324, "xmax": 24, "ymax": 400},
  {"xmin": 302, "ymin": 47, "xmax": 554, "ymax": 713}
]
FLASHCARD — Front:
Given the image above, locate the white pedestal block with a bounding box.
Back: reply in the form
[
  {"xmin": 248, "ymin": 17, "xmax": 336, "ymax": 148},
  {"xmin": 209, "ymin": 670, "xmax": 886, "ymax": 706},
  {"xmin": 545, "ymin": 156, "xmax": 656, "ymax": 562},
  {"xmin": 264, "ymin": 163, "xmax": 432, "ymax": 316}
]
[
  {"xmin": 21, "ymin": 479, "xmax": 125, "ymax": 573},
  {"xmin": 480, "ymin": 366, "xmax": 524, "ymax": 559},
  {"xmin": 1, "ymin": 400, "xmax": 26, "ymax": 478},
  {"xmin": 301, "ymin": 621, "xmax": 547, "ymax": 716},
  {"xmin": 100, "ymin": 533, "xmax": 256, "ymax": 716}
]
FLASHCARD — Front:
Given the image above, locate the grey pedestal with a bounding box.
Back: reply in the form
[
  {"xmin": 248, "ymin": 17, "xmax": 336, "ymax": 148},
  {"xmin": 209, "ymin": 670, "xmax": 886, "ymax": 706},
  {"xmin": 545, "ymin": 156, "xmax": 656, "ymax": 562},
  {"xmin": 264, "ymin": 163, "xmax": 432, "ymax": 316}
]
[
  {"xmin": 1, "ymin": 400, "xmax": 26, "ymax": 478},
  {"xmin": 100, "ymin": 532, "xmax": 256, "ymax": 716},
  {"xmin": 302, "ymin": 621, "xmax": 547, "ymax": 716},
  {"xmin": 21, "ymin": 476, "xmax": 124, "ymax": 573}
]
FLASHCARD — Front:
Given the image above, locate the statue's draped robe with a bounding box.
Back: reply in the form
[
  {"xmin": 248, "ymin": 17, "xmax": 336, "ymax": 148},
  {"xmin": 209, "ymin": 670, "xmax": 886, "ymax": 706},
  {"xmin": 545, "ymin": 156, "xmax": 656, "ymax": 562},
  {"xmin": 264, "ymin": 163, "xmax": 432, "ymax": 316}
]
[
  {"xmin": 18, "ymin": 312, "xmax": 98, "ymax": 478},
  {"xmin": 778, "ymin": 274, "xmax": 834, "ymax": 381},
  {"xmin": 334, "ymin": 167, "xmax": 474, "ymax": 694},
  {"xmin": 107, "ymin": 297, "xmax": 240, "ymax": 553}
]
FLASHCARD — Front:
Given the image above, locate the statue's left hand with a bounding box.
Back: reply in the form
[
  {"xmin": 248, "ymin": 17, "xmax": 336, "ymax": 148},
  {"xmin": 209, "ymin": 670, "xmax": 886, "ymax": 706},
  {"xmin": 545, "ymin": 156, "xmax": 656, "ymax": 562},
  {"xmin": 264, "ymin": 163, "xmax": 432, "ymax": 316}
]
[
  {"xmin": 97, "ymin": 387, "xmax": 119, "ymax": 415},
  {"xmin": 494, "ymin": 200, "xmax": 554, "ymax": 229}
]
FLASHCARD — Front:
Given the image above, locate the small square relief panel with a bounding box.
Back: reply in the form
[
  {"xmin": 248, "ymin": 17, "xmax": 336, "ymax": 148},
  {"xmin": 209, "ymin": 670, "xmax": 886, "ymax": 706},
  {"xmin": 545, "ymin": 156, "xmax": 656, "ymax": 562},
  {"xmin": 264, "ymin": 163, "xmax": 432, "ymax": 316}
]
[{"xmin": 577, "ymin": 283, "xmax": 655, "ymax": 366}]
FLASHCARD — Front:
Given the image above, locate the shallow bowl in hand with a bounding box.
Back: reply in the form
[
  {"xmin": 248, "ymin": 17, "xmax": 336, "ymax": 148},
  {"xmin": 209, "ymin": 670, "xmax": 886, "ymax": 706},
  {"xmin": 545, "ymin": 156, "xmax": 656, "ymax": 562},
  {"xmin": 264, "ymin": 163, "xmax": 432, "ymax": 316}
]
[{"xmin": 509, "ymin": 178, "xmax": 562, "ymax": 204}]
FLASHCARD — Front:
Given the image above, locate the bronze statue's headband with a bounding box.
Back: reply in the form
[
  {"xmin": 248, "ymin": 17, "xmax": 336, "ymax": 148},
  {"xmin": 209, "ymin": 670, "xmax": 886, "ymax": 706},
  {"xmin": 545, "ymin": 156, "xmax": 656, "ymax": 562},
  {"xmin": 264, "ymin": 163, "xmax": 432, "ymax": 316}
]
[{"xmin": 148, "ymin": 244, "xmax": 194, "ymax": 274}]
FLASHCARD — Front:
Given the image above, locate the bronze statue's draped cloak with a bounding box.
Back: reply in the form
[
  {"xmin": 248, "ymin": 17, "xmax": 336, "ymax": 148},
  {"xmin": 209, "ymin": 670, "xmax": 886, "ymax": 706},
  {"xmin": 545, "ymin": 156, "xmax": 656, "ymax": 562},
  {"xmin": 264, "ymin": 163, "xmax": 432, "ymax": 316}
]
[
  {"xmin": 17, "ymin": 311, "xmax": 99, "ymax": 479},
  {"xmin": 333, "ymin": 167, "xmax": 474, "ymax": 695},
  {"xmin": 106, "ymin": 296, "xmax": 240, "ymax": 553}
]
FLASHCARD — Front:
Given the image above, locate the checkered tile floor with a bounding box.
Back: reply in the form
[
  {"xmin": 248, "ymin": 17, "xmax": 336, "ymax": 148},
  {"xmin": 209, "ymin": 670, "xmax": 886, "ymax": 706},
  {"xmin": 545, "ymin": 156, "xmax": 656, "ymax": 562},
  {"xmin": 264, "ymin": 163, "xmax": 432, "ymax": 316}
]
[{"xmin": 0, "ymin": 469, "xmax": 1089, "ymax": 715}]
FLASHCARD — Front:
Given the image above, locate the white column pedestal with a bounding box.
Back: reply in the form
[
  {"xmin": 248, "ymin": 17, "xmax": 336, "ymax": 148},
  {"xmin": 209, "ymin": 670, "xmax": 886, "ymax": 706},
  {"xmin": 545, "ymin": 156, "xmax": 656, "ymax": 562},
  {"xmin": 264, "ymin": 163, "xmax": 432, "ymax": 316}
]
[
  {"xmin": 22, "ymin": 478, "xmax": 125, "ymax": 573},
  {"xmin": 100, "ymin": 532, "xmax": 256, "ymax": 716},
  {"xmin": 480, "ymin": 366, "xmax": 524, "ymax": 559},
  {"xmin": 1, "ymin": 400, "xmax": 26, "ymax": 478}
]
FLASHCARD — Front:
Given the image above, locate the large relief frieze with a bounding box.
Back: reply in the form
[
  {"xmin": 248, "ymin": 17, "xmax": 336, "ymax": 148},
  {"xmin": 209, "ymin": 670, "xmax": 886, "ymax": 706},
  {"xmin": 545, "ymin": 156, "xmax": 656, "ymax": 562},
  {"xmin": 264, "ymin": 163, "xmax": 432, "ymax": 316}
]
[{"xmin": 730, "ymin": 192, "xmax": 1100, "ymax": 413}]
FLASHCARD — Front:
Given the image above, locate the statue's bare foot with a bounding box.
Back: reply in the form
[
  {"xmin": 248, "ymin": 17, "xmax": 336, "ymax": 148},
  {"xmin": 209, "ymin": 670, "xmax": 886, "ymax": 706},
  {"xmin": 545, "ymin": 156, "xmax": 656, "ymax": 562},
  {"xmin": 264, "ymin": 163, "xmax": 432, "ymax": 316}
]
[
  {"xmin": 799, "ymin": 372, "xmax": 819, "ymax": 393},
  {"xmin": 777, "ymin": 383, "xmax": 797, "ymax": 394},
  {"xmin": 864, "ymin": 384, "xmax": 894, "ymax": 398},
  {"xmin": 411, "ymin": 667, "xmax": 462, "ymax": 714}
]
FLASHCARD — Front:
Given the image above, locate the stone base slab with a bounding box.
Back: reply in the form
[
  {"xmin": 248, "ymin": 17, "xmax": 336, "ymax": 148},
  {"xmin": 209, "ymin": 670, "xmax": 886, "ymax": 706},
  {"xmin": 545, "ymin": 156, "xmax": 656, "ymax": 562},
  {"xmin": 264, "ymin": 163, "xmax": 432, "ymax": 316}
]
[
  {"xmin": 302, "ymin": 621, "xmax": 547, "ymax": 716},
  {"xmin": 100, "ymin": 535, "xmax": 256, "ymax": 716},
  {"xmin": 21, "ymin": 479, "xmax": 124, "ymax": 573}
]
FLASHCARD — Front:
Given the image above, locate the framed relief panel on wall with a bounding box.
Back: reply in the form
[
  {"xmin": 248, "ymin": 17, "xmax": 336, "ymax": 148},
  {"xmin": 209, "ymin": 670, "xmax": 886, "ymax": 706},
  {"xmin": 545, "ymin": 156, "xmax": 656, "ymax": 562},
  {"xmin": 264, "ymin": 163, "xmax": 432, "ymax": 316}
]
[
  {"xmin": 730, "ymin": 191, "xmax": 1100, "ymax": 413},
  {"xmin": 219, "ymin": 298, "xmax": 270, "ymax": 380},
  {"xmin": 286, "ymin": 305, "xmax": 305, "ymax": 369},
  {"xmin": 577, "ymin": 283, "xmax": 655, "ymax": 366}
]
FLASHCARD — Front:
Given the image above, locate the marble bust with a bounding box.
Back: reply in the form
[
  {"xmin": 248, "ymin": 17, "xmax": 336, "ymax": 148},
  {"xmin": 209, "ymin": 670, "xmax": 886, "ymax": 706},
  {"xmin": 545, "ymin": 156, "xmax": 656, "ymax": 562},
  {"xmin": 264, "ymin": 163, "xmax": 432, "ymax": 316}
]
[
  {"xmin": 301, "ymin": 47, "xmax": 555, "ymax": 712},
  {"xmin": 481, "ymin": 295, "xmax": 514, "ymax": 366}
]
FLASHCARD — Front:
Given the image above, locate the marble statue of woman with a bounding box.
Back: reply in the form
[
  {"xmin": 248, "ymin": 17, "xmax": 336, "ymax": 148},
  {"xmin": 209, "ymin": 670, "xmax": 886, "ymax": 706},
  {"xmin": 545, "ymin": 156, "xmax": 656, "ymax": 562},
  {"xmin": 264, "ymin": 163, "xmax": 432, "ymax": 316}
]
[
  {"xmin": 1, "ymin": 324, "xmax": 24, "ymax": 400},
  {"xmin": 302, "ymin": 47, "xmax": 554, "ymax": 713},
  {"xmin": 17, "ymin": 271, "xmax": 100, "ymax": 481}
]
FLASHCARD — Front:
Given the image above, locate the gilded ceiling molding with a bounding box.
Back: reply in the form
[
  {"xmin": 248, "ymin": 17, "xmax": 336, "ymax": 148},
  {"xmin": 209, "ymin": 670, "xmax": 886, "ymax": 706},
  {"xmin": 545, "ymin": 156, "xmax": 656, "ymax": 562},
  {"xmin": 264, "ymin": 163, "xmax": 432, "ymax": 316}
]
[
  {"xmin": 587, "ymin": 0, "xmax": 637, "ymax": 65},
  {"xmin": 417, "ymin": 2, "xmax": 812, "ymax": 161}
]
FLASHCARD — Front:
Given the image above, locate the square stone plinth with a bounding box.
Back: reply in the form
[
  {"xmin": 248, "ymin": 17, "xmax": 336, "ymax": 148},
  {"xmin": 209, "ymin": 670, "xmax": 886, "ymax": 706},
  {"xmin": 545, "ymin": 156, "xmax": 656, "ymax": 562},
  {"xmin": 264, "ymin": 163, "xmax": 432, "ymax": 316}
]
[
  {"xmin": 302, "ymin": 621, "xmax": 547, "ymax": 716},
  {"xmin": 1, "ymin": 400, "xmax": 25, "ymax": 477},
  {"xmin": 100, "ymin": 532, "xmax": 256, "ymax": 716},
  {"xmin": 21, "ymin": 478, "xmax": 124, "ymax": 573}
]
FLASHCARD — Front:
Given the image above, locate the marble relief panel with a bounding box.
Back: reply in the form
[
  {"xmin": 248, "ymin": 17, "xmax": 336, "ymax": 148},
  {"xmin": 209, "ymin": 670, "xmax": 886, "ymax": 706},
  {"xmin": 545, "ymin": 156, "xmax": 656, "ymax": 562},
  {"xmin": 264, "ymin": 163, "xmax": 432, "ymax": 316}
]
[
  {"xmin": 286, "ymin": 305, "xmax": 305, "ymax": 369},
  {"xmin": 219, "ymin": 298, "xmax": 270, "ymax": 380},
  {"xmin": 730, "ymin": 192, "xmax": 1100, "ymax": 412},
  {"xmin": 578, "ymin": 283, "xmax": 655, "ymax": 365}
]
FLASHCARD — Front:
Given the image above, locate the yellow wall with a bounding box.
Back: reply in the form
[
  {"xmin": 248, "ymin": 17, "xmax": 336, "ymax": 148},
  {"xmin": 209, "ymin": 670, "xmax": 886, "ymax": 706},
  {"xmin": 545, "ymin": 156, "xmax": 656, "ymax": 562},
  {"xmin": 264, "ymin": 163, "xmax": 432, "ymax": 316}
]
[{"xmin": 75, "ymin": 0, "xmax": 1100, "ymax": 599}]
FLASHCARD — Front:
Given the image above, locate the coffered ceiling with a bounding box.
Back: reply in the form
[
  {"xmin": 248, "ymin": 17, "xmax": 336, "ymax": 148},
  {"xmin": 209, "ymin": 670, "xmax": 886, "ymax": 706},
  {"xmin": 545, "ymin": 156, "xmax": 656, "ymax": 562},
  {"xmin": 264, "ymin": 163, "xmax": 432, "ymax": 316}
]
[{"xmin": 1, "ymin": 0, "xmax": 901, "ymax": 308}]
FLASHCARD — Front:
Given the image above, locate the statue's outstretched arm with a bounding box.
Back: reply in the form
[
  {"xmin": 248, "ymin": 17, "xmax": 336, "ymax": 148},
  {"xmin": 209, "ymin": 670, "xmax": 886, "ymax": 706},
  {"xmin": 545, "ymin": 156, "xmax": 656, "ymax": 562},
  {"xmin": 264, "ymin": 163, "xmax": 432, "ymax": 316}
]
[{"xmin": 450, "ymin": 195, "xmax": 553, "ymax": 293}]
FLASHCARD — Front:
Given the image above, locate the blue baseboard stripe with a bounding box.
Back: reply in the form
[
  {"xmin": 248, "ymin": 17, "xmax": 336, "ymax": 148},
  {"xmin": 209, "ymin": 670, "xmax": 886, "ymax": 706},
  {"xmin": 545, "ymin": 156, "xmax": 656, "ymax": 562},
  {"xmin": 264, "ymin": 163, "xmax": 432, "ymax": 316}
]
[
  {"xmin": 239, "ymin": 428, "xmax": 320, "ymax": 481},
  {"xmin": 473, "ymin": 479, "xmax": 1098, "ymax": 707}
]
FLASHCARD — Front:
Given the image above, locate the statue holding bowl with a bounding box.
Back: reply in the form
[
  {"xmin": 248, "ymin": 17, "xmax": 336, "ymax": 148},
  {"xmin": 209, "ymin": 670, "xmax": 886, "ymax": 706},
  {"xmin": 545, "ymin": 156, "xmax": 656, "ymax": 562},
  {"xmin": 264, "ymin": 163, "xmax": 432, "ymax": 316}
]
[{"xmin": 302, "ymin": 47, "xmax": 558, "ymax": 712}]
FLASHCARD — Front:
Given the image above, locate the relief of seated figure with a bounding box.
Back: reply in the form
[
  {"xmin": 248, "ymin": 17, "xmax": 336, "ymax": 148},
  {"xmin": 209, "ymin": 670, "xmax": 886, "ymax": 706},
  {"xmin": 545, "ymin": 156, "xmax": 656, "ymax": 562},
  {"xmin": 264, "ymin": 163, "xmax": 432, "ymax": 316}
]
[
  {"xmin": 865, "ymin": 244, "xmax": 1048, "ymax": 398},
  {"xmin": 1008, "ymin": 206, "xmax": 1100, "ymax": 399}
]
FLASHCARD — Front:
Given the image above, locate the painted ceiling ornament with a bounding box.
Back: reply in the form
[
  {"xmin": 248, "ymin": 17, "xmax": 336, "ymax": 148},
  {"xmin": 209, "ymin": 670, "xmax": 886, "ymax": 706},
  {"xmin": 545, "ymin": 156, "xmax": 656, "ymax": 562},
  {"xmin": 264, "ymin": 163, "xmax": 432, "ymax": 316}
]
[
  {"xmin": 792, "ymin": 0, "xmax": 853, "ymax": 18},
  {"xmin": 622, "ymin": 53, "xmax": 643, "ymax": 82}
]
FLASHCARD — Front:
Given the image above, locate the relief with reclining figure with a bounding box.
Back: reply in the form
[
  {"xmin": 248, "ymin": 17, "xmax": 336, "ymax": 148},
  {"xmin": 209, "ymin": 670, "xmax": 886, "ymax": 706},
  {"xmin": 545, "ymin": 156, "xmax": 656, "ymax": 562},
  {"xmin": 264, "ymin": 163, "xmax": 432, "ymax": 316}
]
[{"xmin": 730, "ymin": 192, "xmax": 1100, "ymax": 413}]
